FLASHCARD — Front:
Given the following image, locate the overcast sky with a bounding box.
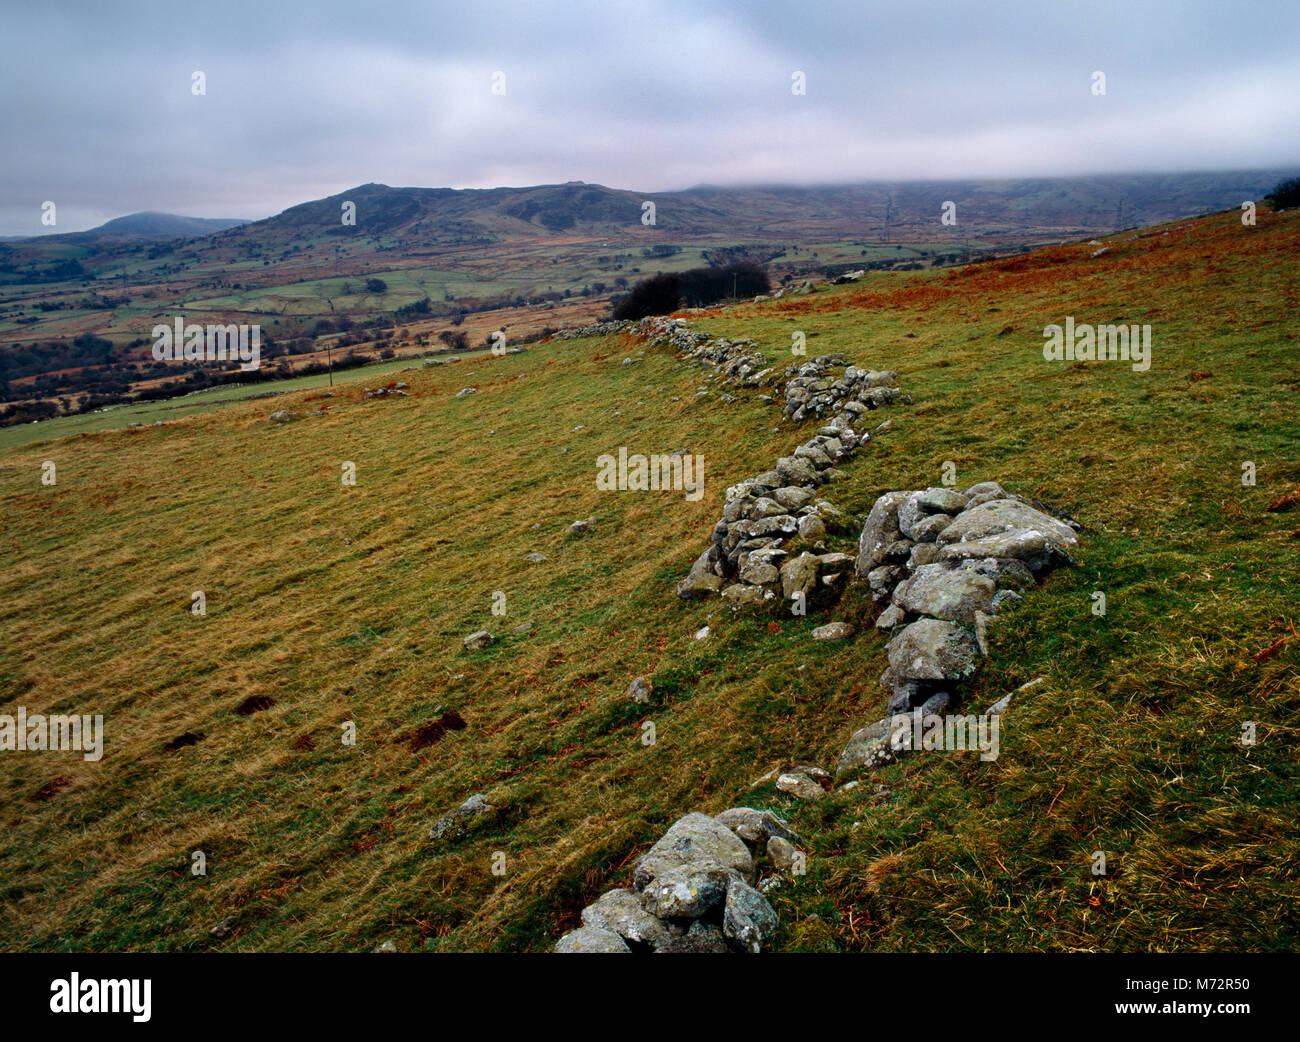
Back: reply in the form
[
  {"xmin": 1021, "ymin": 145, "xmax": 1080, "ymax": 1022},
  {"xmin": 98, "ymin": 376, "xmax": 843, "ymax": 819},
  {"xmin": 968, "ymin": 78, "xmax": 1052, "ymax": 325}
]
[{"xmin": 3, "ymin": 0, "xmax": 1298, "ymax": 234}]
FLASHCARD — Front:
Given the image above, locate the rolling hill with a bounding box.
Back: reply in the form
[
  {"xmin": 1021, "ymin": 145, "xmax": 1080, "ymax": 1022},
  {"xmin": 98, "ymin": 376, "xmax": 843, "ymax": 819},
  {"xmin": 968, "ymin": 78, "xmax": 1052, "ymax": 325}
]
[
  {"xmin": 1, "ymin": 201, "xmax": 1295, "ymax": 952},
  {"xmin": 9, "ymin": 212, "xmax": 248, "ymax": 244}
]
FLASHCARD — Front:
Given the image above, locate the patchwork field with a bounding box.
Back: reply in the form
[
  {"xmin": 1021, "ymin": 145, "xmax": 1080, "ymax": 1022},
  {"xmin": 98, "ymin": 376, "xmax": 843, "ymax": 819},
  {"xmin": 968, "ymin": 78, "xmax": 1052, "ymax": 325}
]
[{"xmin": 1, "ymin": 205, "xmax": 1296, "ymax": 952}]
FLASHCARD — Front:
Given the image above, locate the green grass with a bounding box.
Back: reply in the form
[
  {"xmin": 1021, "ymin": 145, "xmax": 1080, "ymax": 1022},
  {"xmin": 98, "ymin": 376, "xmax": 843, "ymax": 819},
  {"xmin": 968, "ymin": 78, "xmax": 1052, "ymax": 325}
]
[
  {"xmin": 0, "ymin": 348, "xmax": 495, "ymax": 452},
  {"xmin": 0, "ymin": 207, "xmax": 1296, "ymax": 953}
]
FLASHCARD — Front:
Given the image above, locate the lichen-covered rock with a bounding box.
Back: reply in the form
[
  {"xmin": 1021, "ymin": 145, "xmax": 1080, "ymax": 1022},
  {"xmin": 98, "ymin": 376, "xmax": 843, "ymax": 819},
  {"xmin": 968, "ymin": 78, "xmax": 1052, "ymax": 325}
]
[
  {"xmin": 817, "ymin": 551, "xmax": 854, "ymax": 571},
  {"xmin": 936, "ymin": 498, "xmax": 1079, "ymax": 550},
  {"xmin": 715, "ymin": 807, "xmax": 803, "ymax": 847},
  {"xmin": 428, "ymin": 793, "xmax": 493, "ymax": 841},
  {"xmin": 811, "ymin": 621, "xmax": 855, "ymax": 641},
  {"xmin": 886, "ymin": 618, "xmax": 982, "ymax": 683},
  {"xmin": 677, "ymin": 570, "xmax": 724, "ymax": 598},
  {"xmin": 896, "ymin": 491, "xmax": 928, "ymax": 540},
  {"xmin": 908, "ymin": 542, "xmax": 945, "ymax": 568},
  {"xmin": 581, "ymin": 888, "xmax": 682, "ymax": 949},
  {"xmin": 738, "ymin": 559, "xmax": 781, "ymax": 586},
  {"xmin": 892, "ymin": 562, "xmax": 997, "ymax": 625},
  {"xmin": 797, "ymin": 513, "xmax": 827, "ymax": 541},
  {"xmin": 767, "ymin": 836, "xmax": 800, "ymax": 872},
  {"xmin": 678, "ymin": 548, "xmax": 724, "ymax": 599},
  {"xmin": 909, "ymin": 513, "xmax": 953, "ymax": 543},
  {"xmin": 775, "ymin": 456, "xmax": 820, "ymax": 487},
  {"xmin": 721, "ymin": 583, "xmax": 773, "ymax": 611},
  {"xmin": 837, "ymin": 715, "xmax": 908, "ymax": 774},
  {"xmin": 919, "ymin": 487, "xmax": 970, "ymax": 514},
  {"xmin": 633, "ymin": 812, "xmax": 755, "ymax": 890},
  {"xmin": 644, "ymin": 863, "xmax": 738, "ymax": 919},
  {"xmin": 856, "ymin": 490, "xmax": 911, "ymax": 575},
  {"xmin": 776, "ymin": 771, "xmax": 826, "ymax": 800},
  {"xmin": 554, "ymin": 925, "xmax": 632, "ymax": 953},
  {"xmin": 937, "ymin": 529, "xmax": 1074, "ymax": 572},
  {"xmin": 961, "ymin": 481, "xmax": 1012, "ymax": 509},
  {"xmin": 876, "ymin": 603, "xmax": 906, "ymax": 630},
  {"xmin": 867, "ymin": 563, "xmax": 906, "ymax": 602},
  {"xmin": 626, "ymin": 676, "xmax": 653, "ymax": 704},
  {"xmin": 773, "ymin": 486, "xmax": 815, "ymax": 511},
  {"xmin": 723, "ymin": 879, "xmax": 780, "ymax": 953}
]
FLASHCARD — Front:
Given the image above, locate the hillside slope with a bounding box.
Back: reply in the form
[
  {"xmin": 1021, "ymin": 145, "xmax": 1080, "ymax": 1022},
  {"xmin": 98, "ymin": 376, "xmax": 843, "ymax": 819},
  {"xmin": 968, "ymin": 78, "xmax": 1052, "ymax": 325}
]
[
  {"xmin": 0, "ymin": 205, "xmax": 1296, "ymax": 952},
  {"xmin": 16, "ymin": 212, "xmax": 248, "ymax": 244}
]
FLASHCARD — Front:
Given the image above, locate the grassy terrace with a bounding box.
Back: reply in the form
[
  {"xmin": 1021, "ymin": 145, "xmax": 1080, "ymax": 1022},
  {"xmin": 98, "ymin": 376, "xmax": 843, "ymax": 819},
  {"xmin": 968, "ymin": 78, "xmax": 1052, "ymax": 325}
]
[{"xmin": 0, "ymin": 206, "xmax": 1296, "ymax": 951}]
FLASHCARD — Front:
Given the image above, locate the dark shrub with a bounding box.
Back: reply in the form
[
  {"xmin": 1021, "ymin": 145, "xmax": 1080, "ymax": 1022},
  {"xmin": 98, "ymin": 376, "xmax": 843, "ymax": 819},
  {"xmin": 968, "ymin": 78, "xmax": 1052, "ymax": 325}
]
[
  {"xmin": 612, "ymin": 261, "xmax": 769, "ymax": 320},
  {"xmin": 1267, "ymin": 177, "xmax": 1300, "ymax": 210},
  {"xmin": 612, "ymin": 272, "xmax": 681, "ymax": 320}
]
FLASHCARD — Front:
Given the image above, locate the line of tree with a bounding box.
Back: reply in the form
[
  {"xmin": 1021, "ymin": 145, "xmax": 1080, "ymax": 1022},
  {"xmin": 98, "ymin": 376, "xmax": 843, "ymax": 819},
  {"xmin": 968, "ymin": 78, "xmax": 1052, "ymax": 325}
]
[{"xmin": 611, "ymin": 261, "xmax": 770, "ymax": 320}]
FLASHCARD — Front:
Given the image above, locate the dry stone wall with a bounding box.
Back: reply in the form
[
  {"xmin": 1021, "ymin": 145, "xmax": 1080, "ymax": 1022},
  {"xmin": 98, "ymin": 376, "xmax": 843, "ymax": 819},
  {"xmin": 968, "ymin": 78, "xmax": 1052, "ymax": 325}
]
[
  {"xmin": 551, "ymin": 313, "xmax": 1079, "ymax": 953},
  {"xmin": 670, "ymin": 330, "xmax": 910, "ymax": 613}
]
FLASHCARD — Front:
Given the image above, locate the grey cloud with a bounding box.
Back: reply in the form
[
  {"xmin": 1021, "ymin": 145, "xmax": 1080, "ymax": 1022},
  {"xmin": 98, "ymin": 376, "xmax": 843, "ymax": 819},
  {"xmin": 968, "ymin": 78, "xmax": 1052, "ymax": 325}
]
[{"xmin": 1, "ymin": 0, "xmax": 1297, "ymax": 233}]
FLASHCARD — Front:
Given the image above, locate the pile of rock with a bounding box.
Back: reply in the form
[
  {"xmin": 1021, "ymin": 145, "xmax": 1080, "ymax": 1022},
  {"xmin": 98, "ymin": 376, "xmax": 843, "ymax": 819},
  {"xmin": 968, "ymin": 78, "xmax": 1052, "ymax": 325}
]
[
  {"xmin": 837, "ymin": 483, "xmax": 1080, "ymax": 775},
  {"xmin": 674, "ymin": 332, "xmax": 772, "ymax": 388},
  {"xmin": 639, "ymin": 314, "xmax": 705, "ymax": 351},
  {"xmin": 554, "ymin": 809, "xmax": 801, "ymax": 953},
  {"xmin": 770, "ymin": 280, "xmax": 816, "ymax": 299},
  {"xmin": 782, "ymin": 356, "xmax": 905, "ymax": 423},
  {"xmin": 362, "ymin": 383, "xmax": 409, "ymax": 400},
  {"xmin": 677, "ymin": 471, "xmax": 857, "ymax": 610}
]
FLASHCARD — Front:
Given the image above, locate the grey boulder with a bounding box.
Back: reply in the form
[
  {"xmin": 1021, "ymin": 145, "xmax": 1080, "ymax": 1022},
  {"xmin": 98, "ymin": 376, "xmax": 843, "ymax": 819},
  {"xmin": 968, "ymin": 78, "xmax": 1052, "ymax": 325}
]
[
  {"xmin": 936, "ymin": 499, "xmax": 1079, "ymax": 550},
  {"xmin": 554, "ymin": 925, "xmax": 632, "ymax": 953},
  {"xmin": 855, "ymin": 491, "xmax": 911, "ymax": 575},
  {"xmin": 581, "ymin": 888, "xmax": 682, "ymax": 949},
  {"xmin": 723, "ymin": 879, "xmax": 780, "ymax": 953},
  {"xmin": 892, "ymin": 562, "xmax": 997, "ymax": 625},
  {"xmin": 633, "ymin": 812, "xmax": 755, "ymax": 890},
  {"xmin": 643, "ymin": 863, "xmax": 737, "ymax": 919},
  {"xmin": 886, "ymin": 618, "xmax": 981, "ymax": 683},
  {"xmin": 715, "ymin": 807, "xmax": 804, "ymax": 847}
]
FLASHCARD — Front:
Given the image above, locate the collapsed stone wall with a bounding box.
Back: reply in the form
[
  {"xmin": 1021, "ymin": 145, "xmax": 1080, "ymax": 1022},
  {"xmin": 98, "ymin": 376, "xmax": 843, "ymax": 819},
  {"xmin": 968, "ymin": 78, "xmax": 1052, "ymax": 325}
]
[
  {"xmin": 676, "ymin": 347, "xmax": 908, "ymax": 613},
  {"xmin": 837, "ymin": 485, "xmax": 1079, "ymax": 774},
  {"xmin": 782, "ymin": 355, "xmax": 902, "ymax": 423},
  {"xmin": 554, "ymin": 808, "xmax": 802, "ymax": 953},
  {"xmin": 549, "ymin": 319, "xmax": 636, "ymax": 341},
  {"xmin": 645, "ymin": 318, "xmax": 772, "ymax": 388}
]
